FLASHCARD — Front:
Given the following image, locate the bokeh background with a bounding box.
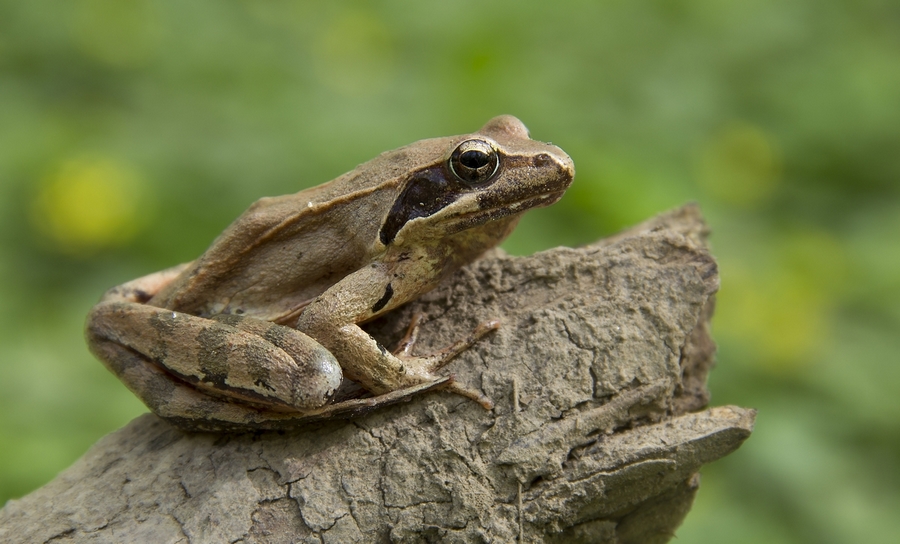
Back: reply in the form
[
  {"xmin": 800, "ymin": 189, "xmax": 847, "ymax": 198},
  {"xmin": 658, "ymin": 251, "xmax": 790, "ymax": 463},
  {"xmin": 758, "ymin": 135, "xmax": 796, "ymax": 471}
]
[{"xmin": 1, "ymin": 1, "xmax": 898, "ymax": 542}]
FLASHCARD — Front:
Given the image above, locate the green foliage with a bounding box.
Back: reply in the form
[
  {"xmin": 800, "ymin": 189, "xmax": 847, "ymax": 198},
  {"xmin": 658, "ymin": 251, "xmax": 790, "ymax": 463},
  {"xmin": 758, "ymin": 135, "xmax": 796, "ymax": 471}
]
[{"xmin": 1, "ymin": 1, "xmax": 898, "ymax": 541}]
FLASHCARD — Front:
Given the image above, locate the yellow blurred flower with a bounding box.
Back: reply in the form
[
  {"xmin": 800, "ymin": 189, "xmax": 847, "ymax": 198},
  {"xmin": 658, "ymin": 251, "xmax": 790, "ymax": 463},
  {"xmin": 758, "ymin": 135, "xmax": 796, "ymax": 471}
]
[
  {"xmin": 31, "ymin": 157, "xmax": 149, "ymax": 256},
  {"xmin": 715, "ymin": 229, "xmax": 847, "ymax": 371},
  {"xmin": 696, "ymin": 122, "xmax": 781, "ymax": 207}
]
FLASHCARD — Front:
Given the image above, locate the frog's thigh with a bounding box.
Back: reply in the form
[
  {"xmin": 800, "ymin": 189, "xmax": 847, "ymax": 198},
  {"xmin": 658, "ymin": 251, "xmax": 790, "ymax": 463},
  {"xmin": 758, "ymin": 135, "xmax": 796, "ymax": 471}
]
[
  {"xmin": 86, "ymin": 302, "xmax": 342, "ymax": 411},
  {"xmin": 87, "ymin": 337, "xmax": 275, "ymax": 428}
]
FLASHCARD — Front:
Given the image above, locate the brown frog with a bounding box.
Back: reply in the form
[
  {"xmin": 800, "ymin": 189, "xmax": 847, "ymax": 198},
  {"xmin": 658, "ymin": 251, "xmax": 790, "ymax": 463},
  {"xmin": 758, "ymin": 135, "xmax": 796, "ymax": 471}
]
[{"xmin": 86, "ymin": 116, "xmax": 574, "ymax": 431}]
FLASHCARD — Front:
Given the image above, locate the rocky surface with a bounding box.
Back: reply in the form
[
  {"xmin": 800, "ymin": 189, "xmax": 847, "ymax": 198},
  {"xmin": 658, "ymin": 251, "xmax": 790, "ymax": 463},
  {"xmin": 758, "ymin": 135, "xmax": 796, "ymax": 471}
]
[{"xmin": 0, "ymin": 204, "xmax": 754, "ymax": 543}]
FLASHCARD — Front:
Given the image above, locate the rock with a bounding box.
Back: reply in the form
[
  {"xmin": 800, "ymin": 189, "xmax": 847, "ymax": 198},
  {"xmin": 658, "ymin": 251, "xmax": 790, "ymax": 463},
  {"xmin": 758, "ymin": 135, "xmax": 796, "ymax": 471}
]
[{"xmin": 0, "ymin": 204, "xmax": 754, "ymax": 543}]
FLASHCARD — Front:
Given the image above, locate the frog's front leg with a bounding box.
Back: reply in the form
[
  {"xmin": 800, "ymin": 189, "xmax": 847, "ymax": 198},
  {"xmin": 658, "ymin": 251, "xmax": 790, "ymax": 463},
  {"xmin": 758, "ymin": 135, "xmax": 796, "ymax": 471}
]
[
  {"xmin": 295, "ymin": 263, "xmax": 496, "ymax": 408},
  {"xmin": 86, "ymin": 269, "xmax": 343, "ymax": 421}
]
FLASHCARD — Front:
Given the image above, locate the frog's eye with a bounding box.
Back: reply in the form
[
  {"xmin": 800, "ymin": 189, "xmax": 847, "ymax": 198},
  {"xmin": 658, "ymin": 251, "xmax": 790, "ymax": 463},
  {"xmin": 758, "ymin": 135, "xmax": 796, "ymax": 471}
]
[{"xmin": 449, "ymin": 139, "xmax": 500, "ymax": 185}]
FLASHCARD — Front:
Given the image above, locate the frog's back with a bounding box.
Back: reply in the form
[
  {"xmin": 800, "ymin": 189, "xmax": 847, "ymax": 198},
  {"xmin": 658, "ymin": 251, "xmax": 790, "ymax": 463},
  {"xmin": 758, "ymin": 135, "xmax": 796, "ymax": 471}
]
[{"xmin": 149, "ymin": 136, "xmax": 455, "ymax": 321}]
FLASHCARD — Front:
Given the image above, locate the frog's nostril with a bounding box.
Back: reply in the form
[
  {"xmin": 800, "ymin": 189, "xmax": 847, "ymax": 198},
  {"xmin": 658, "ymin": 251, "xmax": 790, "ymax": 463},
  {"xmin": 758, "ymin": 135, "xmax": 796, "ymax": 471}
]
[{"xmin": 533, "ymin": 153, "xmax": 553, "ymax": 167}]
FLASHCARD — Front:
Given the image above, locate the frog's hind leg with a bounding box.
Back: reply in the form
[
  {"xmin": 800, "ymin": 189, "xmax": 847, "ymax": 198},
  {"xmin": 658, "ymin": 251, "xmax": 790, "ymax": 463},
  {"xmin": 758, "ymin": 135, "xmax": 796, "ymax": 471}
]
[
  {"xmin": 85, "ymin": 331, "xmax": 267, "ymax": 431},
  {"xmin": 86, "ymin": 302, "xmax": 343, "ymax": 424},
  {"xmin": 88, "ymin": 323, "xmax": 455, "ymax": 432}
]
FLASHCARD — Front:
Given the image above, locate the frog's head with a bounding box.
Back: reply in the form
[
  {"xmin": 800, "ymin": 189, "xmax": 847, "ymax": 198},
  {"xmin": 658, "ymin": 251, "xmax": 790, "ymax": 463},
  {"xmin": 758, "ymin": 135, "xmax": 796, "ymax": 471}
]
[{"xmin": 380, "ymin": 115, "xmax": 574, "ymax": 248}]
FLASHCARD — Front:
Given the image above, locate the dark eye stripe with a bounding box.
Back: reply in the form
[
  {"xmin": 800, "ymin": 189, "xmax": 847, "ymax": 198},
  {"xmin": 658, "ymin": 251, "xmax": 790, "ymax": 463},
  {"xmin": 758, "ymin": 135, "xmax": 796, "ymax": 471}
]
[{"xmin": 379, "ymin": 167, "xmax": 458, "ymax": 245}]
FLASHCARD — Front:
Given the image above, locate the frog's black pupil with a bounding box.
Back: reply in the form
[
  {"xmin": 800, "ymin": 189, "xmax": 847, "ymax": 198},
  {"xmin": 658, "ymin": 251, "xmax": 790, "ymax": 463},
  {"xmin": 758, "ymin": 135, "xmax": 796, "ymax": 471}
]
[{"xmin": 460, "ymin": 150, "xmax": 489, "ymax": 169}]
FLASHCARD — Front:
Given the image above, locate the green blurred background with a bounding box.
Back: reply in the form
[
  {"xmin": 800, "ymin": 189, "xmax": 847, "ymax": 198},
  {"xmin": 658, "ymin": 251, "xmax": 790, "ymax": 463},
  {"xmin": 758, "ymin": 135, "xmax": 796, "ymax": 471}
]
[{"xmin": 1, "ymin": 1, "xmax": 898, "ymax": 541}]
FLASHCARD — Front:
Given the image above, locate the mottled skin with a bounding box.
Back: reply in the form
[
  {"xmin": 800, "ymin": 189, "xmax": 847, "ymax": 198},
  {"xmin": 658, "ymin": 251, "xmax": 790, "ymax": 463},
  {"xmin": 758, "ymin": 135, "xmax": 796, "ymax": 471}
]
[{"xmin": 86, "ymin": 116, "xmax": 574, "ymax": 431}]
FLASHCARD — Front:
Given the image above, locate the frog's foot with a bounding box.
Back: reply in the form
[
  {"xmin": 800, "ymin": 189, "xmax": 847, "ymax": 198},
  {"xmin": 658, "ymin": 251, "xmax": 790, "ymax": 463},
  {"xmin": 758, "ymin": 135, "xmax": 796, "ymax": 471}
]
[
  {"xmin": 392, "ymin": 312, "xmax": 427, "ymax": 357},
  {"xmin": 424, "ymin": 319, "xmax": 501, "ymax": 371},
  {"xmin": 394, "ymin": 317, "xmax": 499, "ymax": 410},
  {"xmin": 439, "ymin": 378, "xmax": 495, "ymax": 410},
  {"xmin": 394, "ymin": 314, "xmax": 501, "ymax": 364}
]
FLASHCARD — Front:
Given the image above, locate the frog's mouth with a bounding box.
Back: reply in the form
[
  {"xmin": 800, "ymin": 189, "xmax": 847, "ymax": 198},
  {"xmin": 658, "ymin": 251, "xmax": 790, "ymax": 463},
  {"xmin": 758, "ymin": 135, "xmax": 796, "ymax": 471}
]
[{"xmin": 447, "ymin": 190, "xmax": 566, "ymax": 232}]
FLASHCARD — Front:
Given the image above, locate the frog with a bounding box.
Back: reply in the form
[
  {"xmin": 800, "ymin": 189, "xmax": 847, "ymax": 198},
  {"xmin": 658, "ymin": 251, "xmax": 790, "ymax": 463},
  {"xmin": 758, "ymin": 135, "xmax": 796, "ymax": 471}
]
[{"xmin": 85, "ymin": 115, "xmax": 574, "ymax": 432}]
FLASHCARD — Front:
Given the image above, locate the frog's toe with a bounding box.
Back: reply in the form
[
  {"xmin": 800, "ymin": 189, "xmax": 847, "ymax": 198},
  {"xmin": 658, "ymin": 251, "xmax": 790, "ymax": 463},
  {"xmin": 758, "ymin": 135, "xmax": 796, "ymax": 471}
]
[
  {"xmin": 424, "ymin": 319, "xmax": 501, "ymax": 372},
  {"xmin": 440, "ymin": 378, "xmax": 494, "ymax": 410}
]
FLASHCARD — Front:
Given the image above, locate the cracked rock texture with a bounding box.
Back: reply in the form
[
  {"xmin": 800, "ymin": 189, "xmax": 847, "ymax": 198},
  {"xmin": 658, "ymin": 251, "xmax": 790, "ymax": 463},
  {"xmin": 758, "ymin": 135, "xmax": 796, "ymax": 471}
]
[{"xmin": 0, "ymin": 204, "xmax": 755, "ymax": 543}]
